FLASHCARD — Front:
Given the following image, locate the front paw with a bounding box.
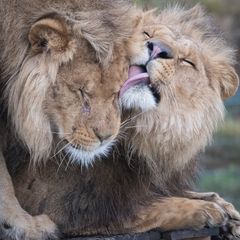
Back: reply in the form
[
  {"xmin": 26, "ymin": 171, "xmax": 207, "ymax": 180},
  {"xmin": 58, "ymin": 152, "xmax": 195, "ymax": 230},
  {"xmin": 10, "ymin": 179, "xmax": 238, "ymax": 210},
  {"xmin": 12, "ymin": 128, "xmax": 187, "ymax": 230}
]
[
  {"xmin": 0, "ymin": 213, "xmax": 59, "ymax": 240},
  {"xmin": 220, "ymin": 220, "xmax": 240, "ymax": 240},
  {"xmin": 200, "ymin": 193, "xmax": 240, "ymax": 239},
  {"xmin": 186, "ymin": 191, "xmax": 240, "ymax": 221},
  {"xmin": 186, "ymin": 201, "xmax": 228, "ymax": 230},
  {"xmin": 209, "ymin": 193, "xmax": 240, "ymax": 222}
]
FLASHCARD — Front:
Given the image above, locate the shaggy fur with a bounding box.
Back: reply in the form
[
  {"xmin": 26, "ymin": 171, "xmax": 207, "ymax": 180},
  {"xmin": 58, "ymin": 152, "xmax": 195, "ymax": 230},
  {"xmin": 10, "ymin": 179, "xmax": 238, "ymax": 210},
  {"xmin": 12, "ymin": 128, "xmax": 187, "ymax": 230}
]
[
  {"xmin": 0, "ymin": 0, "xmax": 134, "ymax": 239},
  {"xmin": 122, "ymin": 5, "xmax": 239, "ymax": 185},
  {"xmin": 1, "ymin": 0, "xmax": 133, "ymax": 164},
  {"xmin": 5, "ymin": 4, "xmax": 240, "ymax": 239}
]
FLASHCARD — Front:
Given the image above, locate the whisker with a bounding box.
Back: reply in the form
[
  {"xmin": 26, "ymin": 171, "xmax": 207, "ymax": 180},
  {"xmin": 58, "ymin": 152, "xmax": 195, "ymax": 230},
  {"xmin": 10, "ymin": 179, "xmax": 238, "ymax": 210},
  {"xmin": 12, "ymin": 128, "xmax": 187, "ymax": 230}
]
[
  {"xmin": 123, "ymin": 125, "xmax": 148, "ymax": 129},
  {"xmin": 51, "ymin": 139, "xmax": 70, "ymax": 159},
  {"xmin": 52, "ymin": 138, "xmax": 67, "ymax": 156},
  {"xmin": 56, "ymin": 141, "xmax": 72, "ymax": 172},
  {"xmin": 120, "ymin": 111, "xmax": 147, "ymax": 130},
  {"xmin": 65, "ymin": 149, "xmax": 74, "ymax": 171}
]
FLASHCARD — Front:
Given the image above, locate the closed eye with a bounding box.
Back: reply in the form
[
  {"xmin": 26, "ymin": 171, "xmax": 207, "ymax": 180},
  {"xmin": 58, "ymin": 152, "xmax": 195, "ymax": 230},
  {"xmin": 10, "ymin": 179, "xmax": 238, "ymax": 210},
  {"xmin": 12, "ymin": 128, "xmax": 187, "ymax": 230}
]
[
  {"xmin": 181, "ymin": 59, "xmax": 196, "ymax": 68},
  {"xmin": 143, "ymin": 31, "xmax": 151, "ymax": 39},
  {"xmin": 79, "ymin": 88, "xmax": 85, "ymax": 98},
  {"xmin": 79, "ymin": 87, "xmax": 93, "ymax": 98}
]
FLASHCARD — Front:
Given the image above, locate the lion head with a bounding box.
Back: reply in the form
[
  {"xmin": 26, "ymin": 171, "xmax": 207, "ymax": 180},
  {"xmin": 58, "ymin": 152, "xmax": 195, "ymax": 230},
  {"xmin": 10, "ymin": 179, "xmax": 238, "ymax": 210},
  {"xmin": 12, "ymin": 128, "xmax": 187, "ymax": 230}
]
[
  {"xmin": 120, "ymin": 6, "xmax": 239, "ymax": 179},
  {"xmin": 3, "ymin": 8, "xmax": 132, "ymax": 166}
]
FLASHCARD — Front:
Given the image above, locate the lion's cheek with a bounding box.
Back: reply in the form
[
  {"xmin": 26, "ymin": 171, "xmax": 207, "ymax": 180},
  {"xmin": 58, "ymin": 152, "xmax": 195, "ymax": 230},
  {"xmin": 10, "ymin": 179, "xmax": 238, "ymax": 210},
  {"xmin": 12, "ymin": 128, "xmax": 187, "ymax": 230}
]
[{"xmin": 147, "ymin": 60, "xmax": 175, "ymax": 86}]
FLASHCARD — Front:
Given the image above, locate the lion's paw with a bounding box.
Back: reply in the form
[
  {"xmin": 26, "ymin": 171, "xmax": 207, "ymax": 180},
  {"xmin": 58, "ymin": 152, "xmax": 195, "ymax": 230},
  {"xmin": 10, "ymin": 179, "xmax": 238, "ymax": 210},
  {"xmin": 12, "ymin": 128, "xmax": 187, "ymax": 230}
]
[
  {"xmin": 0, "ymin": 213, "xmax": 59, "ymax": 240},
  {"xmin": 190, "ymin": 201, "xmax": 228, "ymax": 229},
  {"xmin": 186, "ymin": 191, "xmax": 240, "ymax": 222},
  {"xmin": 210, "ymin": 193, "xmax": 240, "ymax": 221},
  {"xmin": 220, "ymin": 220, "xmax": 240, "ymax": 240}
]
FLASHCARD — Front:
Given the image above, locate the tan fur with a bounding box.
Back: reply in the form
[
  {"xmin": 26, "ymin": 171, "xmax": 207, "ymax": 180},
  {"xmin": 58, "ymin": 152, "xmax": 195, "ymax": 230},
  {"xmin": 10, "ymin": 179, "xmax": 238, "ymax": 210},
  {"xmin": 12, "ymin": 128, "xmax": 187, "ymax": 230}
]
[
  {"xmin": 185, "ymin": 191, "xmax": 240, "ymax": 221},
  {"xmin": 124, "ymin": 5, "xmax": 239, "ymax": 184},
  {"xmin": 0, "ymin": 1, "xmax": 133, "ymax": 239},
  {"xmin": 119, "ymin": 5, "xmax": 240, "ymax": 234},
  {"xmin": 0, "ymin": 3, "xmax": 239, "ymax": 239},
  {"xmin": 126, "ymin": 197, "xmax": 227, "ymax": 232}
]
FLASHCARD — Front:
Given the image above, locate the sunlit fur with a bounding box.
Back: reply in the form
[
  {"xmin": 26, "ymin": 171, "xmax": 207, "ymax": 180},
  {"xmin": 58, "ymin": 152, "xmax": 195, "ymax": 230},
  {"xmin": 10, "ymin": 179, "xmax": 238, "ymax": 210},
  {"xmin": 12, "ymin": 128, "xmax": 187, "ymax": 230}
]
[
  {"xmin": 0, "ymin": 1, "xmax": 133, "ymax": 238},
  {"xmin": 121, "ymin": 5, "xmax": 239, "ymax": 185},
  {"xmin": 1, "ymin": 1, "xmax": 133, "ymax": 166},
  {"xmin": 4, "ymin": 5, "xmax": 239, "ymax": 237},
  {"xmin": 6, "ymin": 44, "xmax": 76, "ymax": 163}
]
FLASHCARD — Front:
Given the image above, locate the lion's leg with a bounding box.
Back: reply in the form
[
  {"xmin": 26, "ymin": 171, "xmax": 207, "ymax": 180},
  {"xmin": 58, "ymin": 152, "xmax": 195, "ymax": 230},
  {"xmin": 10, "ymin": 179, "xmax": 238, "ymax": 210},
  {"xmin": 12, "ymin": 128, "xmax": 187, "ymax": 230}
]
[
  {"xmin": 0, "ymin": 150, "xmax": 58, "ymax": 240},
  {"xmin": 125, "ymin": 197, "xmax": 228, "ymax": 233}
]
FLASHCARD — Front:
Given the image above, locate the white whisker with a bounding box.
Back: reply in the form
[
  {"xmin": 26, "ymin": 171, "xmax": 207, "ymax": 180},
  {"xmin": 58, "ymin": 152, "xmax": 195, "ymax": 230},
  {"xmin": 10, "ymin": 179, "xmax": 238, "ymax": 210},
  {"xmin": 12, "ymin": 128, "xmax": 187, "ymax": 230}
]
[{"xmin": 56, "ymin": 141, "xmax": 73, "ymax": 171}]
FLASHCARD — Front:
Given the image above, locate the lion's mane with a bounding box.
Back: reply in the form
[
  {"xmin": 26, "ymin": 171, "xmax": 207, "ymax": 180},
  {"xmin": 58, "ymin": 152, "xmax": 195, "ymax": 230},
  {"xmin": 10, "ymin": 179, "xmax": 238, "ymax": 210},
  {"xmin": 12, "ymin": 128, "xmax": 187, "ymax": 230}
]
[{"xmin": 0, "ymin": 0, "xmax": 133, "ymax": 163}]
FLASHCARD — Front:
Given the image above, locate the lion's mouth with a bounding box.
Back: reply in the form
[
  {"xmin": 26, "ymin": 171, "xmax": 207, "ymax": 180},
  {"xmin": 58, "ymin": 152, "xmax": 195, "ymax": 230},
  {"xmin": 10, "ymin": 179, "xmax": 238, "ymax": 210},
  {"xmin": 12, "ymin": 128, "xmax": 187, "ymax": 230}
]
[
  {"xmin": 120, "ymin": 65, "xmax": 149, "ymax": 97},
  {"xmin": 120, "ymin": 65, "xmax": 160, "ymax": 104}
]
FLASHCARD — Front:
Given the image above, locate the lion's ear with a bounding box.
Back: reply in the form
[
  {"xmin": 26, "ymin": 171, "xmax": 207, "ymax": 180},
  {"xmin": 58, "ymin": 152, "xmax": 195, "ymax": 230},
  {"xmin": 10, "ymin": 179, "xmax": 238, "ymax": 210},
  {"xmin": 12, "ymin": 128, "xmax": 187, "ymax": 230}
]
[
  {"xmin": 219, "ymin": 64, "xmax": 239, "ymax": 99},
  {"xmin": 29, "ymin": 17, "xmax": 69, "ymax": 53},
  {"xmin": 214, "ymin": 63, "xmax": 239, "ymax": 99}
]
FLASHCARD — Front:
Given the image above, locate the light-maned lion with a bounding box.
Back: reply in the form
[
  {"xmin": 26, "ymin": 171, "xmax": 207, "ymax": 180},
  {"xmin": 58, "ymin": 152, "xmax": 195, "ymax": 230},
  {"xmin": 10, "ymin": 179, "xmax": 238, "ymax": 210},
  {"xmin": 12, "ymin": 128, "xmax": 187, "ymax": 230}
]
[
  {"xmin": 0, "ymin": 0, "xmax": 133, "ymax": 239},
  {"xmin": 8, "ymin": 4, "xmax": 240, "ymax": 239},
  {"xmin": 120, "ymin": 5, "xmax": 240, "ymax": 235}
]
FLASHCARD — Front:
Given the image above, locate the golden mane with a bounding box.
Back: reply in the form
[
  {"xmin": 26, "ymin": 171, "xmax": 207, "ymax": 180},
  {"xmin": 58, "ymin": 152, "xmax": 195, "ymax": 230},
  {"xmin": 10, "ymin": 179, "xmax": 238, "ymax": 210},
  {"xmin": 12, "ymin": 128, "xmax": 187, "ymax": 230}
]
[{"xmin": 121, "ymin": 5, "xmax": 239, "ymax": 185}]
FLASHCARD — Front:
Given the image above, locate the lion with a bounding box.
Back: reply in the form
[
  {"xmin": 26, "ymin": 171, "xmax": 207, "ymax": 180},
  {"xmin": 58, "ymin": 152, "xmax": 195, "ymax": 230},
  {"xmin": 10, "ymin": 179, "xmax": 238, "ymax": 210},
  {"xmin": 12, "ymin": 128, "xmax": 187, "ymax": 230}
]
[
  {"xmin": 6, "ymin": 4, "xmax": 240, "ymax": 239},
  {"xmin": 120, "ymin": 4, "xmax": 240, "ymax": 235},
  {"xmin": 0, "ymin": 0, "xmax": 134, "ymax": 239}
]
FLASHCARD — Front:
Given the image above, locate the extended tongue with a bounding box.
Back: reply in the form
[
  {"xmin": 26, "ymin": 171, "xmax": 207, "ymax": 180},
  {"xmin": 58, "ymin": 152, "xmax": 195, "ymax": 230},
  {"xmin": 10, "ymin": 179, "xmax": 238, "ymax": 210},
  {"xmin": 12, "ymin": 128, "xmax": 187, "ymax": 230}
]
[
  {"xmin": 120, "ymin": 66, "xmax": 150, "ymax": 97},
  {"xmin": 128, "ymin": 65, "xmax": 146, "ymax": 78}
]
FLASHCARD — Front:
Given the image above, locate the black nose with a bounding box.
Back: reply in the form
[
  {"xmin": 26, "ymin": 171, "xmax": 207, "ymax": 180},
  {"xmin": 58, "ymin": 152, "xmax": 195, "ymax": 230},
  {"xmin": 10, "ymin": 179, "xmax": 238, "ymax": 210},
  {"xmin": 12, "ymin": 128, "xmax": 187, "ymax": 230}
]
[{"xmin": 147, "ymin": 40, "xmax": 174, "ymax": 60}]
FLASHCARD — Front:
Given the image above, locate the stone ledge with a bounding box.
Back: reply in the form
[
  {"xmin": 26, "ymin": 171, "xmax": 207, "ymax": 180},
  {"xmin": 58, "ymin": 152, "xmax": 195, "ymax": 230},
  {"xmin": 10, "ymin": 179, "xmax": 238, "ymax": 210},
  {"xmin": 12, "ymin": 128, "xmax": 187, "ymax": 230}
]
[{"xmin": 62, "ymin": 227, "xmax": 220, "ymax": 240}]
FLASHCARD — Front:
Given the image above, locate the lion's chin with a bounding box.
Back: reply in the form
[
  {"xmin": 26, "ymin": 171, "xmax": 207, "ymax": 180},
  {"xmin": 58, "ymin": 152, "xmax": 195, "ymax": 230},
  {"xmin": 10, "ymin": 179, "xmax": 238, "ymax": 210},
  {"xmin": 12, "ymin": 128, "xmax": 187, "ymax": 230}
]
[
  {"xmin": 120, "ymin": 84, "xmax": 157, "ymax": 112},
  {"xmin": 63, "ymin": 142, "xmax": 114, "ymax": 166},
  {"xmin": 120, "ymin": 65, "xmax": 160, "ymax": 112}
]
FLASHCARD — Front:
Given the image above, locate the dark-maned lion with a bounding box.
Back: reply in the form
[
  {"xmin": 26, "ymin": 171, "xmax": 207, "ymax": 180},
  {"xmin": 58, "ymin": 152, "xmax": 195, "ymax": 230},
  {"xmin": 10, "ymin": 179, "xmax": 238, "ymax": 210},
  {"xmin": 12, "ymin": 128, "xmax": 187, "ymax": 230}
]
[
  {"xmin": 0, "ymin": 0, "xmax": 133, "ymax": 239},
  {"xmin": 6, "ymin": 4, "xmax": 240, "ymax": 239}
]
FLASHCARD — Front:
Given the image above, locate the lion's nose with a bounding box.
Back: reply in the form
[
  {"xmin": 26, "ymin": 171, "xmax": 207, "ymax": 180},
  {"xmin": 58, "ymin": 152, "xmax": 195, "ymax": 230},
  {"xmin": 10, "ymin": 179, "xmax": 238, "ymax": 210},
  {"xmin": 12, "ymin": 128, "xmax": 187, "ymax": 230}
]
[
  {"xmin": 93, "ymin": 127, "xmax": 112, "ymax": 142},
  {"xmin": 147, "ymin": 40, "xmax": 174, "ymax": 60}
]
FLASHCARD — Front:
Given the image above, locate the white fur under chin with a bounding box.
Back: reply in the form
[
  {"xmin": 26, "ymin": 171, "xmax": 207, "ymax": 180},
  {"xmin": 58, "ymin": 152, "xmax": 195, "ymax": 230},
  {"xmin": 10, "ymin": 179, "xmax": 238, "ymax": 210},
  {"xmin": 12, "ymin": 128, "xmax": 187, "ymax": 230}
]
[
  {"xmin": 64, "ymin": 141, "xmax": 114, "ymax": 167},
  {"xmin": 120, "ymin": 84, "xmax": 156, "ymax": 112}
]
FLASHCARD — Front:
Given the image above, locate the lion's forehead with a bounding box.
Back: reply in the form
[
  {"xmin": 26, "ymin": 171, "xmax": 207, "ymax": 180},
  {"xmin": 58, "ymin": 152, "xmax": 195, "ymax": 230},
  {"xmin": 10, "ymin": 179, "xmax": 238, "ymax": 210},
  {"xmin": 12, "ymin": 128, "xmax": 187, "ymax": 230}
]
[
  {"xmin": 56, "ymin": 56, "xmax": 128, "ymax": 101},
  {"xmin": 145, "ymin": 24, "xmax": 177, "ymax": 39}
]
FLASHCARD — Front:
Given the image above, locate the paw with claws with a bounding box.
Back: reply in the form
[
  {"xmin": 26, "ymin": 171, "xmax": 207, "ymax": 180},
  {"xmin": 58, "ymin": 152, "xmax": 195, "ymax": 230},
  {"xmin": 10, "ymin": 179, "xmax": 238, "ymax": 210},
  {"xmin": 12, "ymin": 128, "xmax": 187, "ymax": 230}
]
[{"xmin": 186, "ymin": 191, "xmax": 240, "ymax": 239}]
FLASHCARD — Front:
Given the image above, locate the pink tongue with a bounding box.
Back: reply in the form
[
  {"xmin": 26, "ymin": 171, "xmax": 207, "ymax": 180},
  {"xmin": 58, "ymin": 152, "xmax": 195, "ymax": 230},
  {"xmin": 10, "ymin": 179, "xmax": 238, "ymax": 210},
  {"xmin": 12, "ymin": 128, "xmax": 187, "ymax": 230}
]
[
  {"xmin": 128, "ymin": 65, "xmax": 145, "ymax": 78},
  {"xmin": 120, "ymin": 66, "xmax": 150, "ymax": 97}
]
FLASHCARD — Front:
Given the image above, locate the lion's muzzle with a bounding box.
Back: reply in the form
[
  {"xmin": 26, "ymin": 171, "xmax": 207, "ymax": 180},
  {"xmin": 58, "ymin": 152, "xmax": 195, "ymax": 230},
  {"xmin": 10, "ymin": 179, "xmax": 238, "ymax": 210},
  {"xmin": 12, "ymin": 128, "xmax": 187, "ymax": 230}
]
[{"xmin": 147, "ymin": 40, "xmax": 174, "ymax": 61}]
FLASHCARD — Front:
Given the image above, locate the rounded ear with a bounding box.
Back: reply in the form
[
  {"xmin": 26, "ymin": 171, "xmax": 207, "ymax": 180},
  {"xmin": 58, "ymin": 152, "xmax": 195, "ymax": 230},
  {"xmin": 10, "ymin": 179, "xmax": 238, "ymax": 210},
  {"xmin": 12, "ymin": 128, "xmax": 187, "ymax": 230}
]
[
  {"xmin": 28, "ymin": 16, "xmax": 69, "ymax": 53},
  {"xmin": 218, "ymin": 64, "xmax": 239, "ymax": 99}
]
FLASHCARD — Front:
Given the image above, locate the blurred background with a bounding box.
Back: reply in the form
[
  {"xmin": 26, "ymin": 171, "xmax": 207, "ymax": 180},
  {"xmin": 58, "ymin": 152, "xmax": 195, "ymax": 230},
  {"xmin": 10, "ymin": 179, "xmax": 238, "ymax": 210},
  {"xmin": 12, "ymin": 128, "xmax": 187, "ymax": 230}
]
[{"xmin": 136, "ymin": 0, "xmax": 240, "ymax": 209}]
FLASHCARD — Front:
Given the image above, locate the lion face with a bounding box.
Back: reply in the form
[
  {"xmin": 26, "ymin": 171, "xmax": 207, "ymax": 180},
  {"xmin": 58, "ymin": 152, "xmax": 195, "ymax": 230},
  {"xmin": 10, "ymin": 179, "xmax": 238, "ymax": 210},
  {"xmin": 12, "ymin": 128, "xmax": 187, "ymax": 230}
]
[
  {"xmin": 121, "ymin": 8, "xmax": 239, "ymax": 112},
  {"xmin": 7, "ymin": 11, "xmax": 130, "ymax": 165},
  {"xmin": 45, "ymin": 43, "xmax": 124, "ymax": 165},
  {"xmin": 120, "ymin": 6, "xmax": 239, "ymax": 173}
]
